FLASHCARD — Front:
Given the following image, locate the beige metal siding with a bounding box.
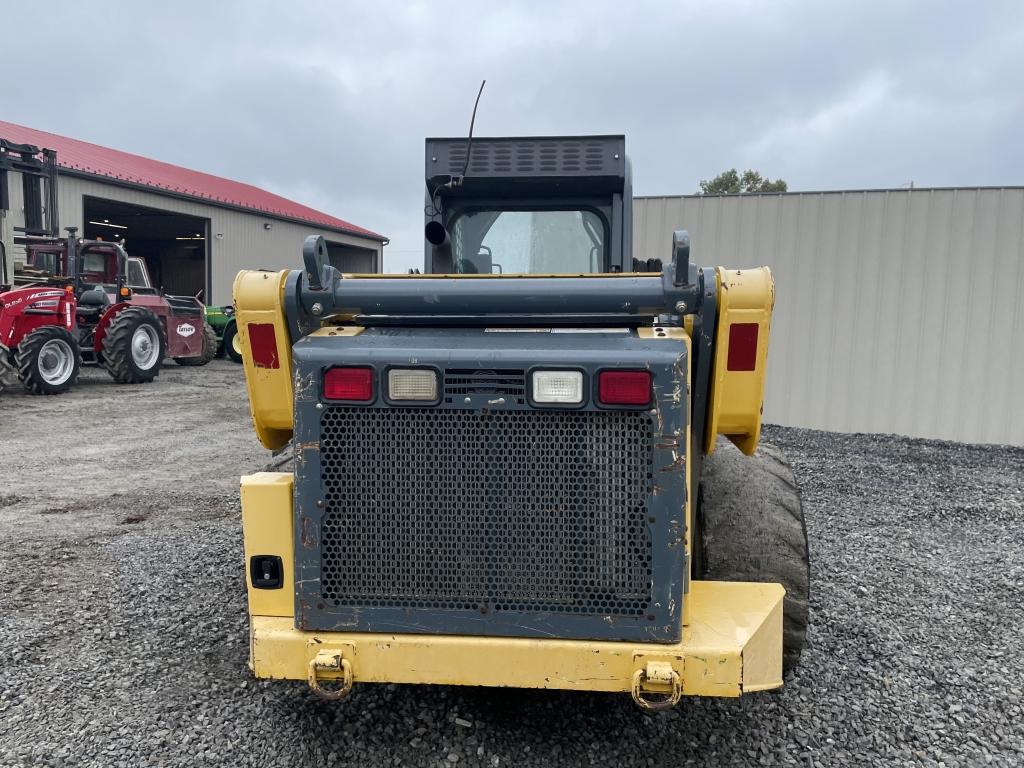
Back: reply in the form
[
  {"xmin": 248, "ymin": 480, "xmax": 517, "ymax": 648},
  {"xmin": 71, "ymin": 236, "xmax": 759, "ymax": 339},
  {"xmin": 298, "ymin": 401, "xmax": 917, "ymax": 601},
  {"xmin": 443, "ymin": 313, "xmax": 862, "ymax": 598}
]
[
  {"xmin": 635, "ymin": 189, "xmax": 1024, "ymax": 446},
  {"xmin": 1, "ymin": 175, "xmax": 381, "ymax": 305}
]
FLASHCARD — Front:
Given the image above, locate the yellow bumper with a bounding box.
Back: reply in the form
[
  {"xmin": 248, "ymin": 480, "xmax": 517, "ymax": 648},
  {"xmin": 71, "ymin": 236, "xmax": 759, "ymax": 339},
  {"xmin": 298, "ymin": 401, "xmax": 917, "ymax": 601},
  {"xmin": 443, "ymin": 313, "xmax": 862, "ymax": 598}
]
[{"xmin": 250, "ymin": 580, "xmax": 783, "ymax": 699}]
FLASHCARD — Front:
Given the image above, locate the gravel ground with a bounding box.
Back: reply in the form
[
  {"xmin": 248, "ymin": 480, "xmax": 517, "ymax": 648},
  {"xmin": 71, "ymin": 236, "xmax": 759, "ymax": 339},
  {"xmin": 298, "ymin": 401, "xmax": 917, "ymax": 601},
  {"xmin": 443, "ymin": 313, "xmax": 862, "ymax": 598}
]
[{"xmin": 1, "ymin": 360, "xmax": 1023, "ymax": 767}]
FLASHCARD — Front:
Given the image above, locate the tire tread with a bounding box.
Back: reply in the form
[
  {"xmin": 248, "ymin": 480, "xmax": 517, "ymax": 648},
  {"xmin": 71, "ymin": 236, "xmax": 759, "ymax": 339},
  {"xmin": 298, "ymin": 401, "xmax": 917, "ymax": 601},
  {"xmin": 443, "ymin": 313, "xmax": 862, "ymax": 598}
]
[
  {"xmin": 699, "ymin": 437, "xmax": 810, "ymax": 673},
  {"xmin": 14, "ymin": 326, "xmax": 81, "ymax": 395},
  {"xmin": 102, "ymin": 307, "xmax": 165, "ymax": 384}
]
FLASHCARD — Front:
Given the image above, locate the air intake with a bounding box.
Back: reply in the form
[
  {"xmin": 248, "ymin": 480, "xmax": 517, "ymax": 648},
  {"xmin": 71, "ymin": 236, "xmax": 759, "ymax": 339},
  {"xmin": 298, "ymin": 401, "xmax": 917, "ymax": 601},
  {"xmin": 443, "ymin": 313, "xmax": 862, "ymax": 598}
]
[{"xmin": 443, "ymin": 368, "xmax": 526, "ymax": 404}]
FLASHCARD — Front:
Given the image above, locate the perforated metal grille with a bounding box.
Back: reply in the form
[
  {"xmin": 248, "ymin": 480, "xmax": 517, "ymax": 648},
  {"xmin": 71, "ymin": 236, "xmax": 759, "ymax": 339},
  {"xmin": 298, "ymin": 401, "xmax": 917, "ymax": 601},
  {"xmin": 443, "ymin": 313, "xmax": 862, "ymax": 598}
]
[
  {"xmin": 319, "ymin": 407, "xmax": 654, "ymax": 617},
  {"xmin": 444, "ymin": 139, "xmax": 614, "ymax": 176}
]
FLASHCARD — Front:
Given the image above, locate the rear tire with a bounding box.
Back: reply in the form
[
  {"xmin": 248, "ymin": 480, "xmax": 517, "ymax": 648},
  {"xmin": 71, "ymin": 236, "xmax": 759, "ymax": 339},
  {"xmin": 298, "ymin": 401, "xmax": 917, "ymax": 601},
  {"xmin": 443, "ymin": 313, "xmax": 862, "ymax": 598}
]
[
  {"xmin": 174, "ymin": 322, "xmax": 217, "ymax": 366},
  {"xmin": 223, "ymin": 321, "xmax": 242, "ymax": 363},
  {"xmin": 102, "ymin": 307, "xmax": 166, "ymax": 384},
  {"xmin": 698, "ymin": 437, "xmax": 810, "ymax": 673},
  {"xmin": 15, "ymin": 326, "xmax": 81, "ymax": 395}
]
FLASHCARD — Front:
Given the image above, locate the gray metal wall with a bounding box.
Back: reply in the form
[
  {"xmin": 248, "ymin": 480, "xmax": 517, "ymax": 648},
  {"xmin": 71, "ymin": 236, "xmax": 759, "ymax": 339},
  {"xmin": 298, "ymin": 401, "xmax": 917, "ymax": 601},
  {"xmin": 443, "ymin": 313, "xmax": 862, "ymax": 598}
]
[
  {"xmin": 635, "ymin": 189, "xmax": 1024, "ymax": 446},
  {"xmin": 2, "ymin": 174, "xmax": 382, "ymax": 305}
]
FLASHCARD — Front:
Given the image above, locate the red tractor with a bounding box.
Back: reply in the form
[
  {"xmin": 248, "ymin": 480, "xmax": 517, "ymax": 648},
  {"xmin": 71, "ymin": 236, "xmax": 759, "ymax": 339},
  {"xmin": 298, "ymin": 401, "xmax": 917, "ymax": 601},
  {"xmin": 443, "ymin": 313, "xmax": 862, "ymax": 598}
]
[{"xmin": 0, "ymin": 228, "xmax": 216, "ymax": 394}]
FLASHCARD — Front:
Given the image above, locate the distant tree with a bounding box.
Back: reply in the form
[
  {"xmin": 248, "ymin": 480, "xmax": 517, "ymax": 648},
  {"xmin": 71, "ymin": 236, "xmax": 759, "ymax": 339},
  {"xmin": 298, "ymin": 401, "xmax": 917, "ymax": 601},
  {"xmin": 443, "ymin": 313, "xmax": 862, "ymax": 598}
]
[{"xmin": 698, "ymin": 168, "xmax": 788, "ymax": 195}]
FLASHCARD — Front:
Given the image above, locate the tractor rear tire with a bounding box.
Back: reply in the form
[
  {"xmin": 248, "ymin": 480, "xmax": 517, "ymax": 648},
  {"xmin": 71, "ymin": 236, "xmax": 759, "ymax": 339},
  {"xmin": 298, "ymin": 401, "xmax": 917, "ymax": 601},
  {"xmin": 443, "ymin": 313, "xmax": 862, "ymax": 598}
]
[
  {"xmin": 223, "ymin": 321, "xmax": 242, "ymax": 363},
  {"xmin": 15, "ymin": 326, "xmax": 81, "ymax": 395},
  {"xmin": 174, "ymin": 322, "xmax": 217, "ymax": 366},
  {"xmin": 102, "ymin": 307, "xmax": 166, "ymax": 384},
  {"xmin": 697, "ymin": 437, "xmax": 810, "ymax": 673}
]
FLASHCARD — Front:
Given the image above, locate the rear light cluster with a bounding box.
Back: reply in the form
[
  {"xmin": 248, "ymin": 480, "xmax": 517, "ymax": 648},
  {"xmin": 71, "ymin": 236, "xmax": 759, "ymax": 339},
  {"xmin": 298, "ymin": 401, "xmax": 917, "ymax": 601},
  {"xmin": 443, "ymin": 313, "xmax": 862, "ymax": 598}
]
[
  {"xmin": 324, "ymin": 367, "xmax": 438, "ymax": 403},
  {"xmin": 323, "ymin": 367, "xmax": 652, "ymax": 407}
]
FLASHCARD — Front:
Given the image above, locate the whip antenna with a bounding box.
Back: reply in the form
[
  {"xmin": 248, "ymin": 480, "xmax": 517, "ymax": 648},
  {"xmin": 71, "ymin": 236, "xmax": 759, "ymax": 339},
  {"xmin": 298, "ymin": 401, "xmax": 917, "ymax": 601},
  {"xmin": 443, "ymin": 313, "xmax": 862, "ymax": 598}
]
[{"xmin": 461, "ymin": 79, "xmax": 486, "ymax": 179}]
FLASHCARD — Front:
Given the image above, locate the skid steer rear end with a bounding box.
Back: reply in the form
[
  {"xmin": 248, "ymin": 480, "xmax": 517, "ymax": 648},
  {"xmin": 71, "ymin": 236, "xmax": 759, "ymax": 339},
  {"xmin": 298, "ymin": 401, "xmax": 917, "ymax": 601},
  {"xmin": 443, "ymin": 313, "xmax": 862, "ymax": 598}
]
[{"xmin": 233, "ymin": 135, "xmax": 809, "ymax": 708}]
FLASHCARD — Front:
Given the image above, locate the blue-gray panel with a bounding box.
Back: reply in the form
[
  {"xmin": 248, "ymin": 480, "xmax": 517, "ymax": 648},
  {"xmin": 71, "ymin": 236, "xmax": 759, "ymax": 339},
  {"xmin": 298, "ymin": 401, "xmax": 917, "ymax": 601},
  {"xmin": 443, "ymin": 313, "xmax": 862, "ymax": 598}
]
[{"xmin": 291, "ymin": 327, "xmax": 688, "ymax": 643}]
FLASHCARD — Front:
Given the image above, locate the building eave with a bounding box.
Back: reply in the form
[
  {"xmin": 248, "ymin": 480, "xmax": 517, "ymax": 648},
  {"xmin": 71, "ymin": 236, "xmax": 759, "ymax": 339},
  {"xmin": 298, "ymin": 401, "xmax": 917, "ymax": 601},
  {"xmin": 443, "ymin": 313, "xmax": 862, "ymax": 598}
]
[{"xmin": 61, "ymin": 167, "xmax": 389, "ymax": 243}]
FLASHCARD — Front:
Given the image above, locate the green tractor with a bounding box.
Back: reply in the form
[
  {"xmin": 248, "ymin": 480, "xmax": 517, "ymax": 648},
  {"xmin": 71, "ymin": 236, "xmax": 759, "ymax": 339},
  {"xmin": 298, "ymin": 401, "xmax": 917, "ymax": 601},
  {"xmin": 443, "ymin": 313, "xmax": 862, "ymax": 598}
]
[{"xmin": 205, "ymin": 304, "xmax": 242, "ymax": 363}]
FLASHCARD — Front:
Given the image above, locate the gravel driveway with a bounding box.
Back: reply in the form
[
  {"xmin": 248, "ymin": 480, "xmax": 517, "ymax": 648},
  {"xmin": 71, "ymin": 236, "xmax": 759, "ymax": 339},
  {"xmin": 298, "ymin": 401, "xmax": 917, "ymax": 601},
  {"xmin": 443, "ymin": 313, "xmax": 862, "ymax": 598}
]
[{"xmin": 1, "ymin": 360, "xmax": 1022, "ymax": 767}]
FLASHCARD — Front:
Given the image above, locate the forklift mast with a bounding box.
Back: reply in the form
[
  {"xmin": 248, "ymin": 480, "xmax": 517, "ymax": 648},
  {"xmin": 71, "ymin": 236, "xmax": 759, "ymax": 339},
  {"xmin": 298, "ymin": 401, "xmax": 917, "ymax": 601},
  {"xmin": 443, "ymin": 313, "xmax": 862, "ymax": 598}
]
[
  {"xmin": 1, "ymin": 137, "xmax": 60, "ymax": 287},
  {"xmin": 0, "ymin": 138, "xmax": 60, "ymax": 238}
]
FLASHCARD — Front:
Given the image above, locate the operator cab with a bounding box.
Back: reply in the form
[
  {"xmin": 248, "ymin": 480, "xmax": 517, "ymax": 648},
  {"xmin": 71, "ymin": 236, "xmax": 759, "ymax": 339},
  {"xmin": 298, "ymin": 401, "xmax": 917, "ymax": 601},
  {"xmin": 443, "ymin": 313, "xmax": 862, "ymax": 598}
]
[
  {"xmin": 424, "ymin": 135, "xmax": 659, "ymax": 275},
  {"xmin": 21, "ymin": 241, "xmax": 155, "ymax": 293}
]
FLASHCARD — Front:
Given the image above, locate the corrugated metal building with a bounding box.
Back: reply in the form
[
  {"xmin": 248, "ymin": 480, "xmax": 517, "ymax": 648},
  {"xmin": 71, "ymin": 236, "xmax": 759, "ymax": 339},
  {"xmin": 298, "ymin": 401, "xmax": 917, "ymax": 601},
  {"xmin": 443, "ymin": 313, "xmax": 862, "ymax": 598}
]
[
  {"xmin": 1, "ymin": 121, "xmax": 386, "ymax": 305},
  {"xmin": 635, "ymin": 189, "xmax": 1024, "ymax": 446}
]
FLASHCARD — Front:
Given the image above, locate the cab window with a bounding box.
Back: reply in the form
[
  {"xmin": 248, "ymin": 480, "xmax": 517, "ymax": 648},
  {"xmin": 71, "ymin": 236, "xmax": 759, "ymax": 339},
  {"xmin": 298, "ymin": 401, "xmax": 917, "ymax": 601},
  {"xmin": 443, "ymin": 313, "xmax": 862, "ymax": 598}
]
[
  {"xmin": 82, "ymin": 253, "xmax": 107, "ymax": 276},
  {"xmin": 126, "ymin": 259, "xmax": 150, "ymax": 288},
  {"xmin": 451, "ymin": 209, "xmax": 606, "ymax": 274}
]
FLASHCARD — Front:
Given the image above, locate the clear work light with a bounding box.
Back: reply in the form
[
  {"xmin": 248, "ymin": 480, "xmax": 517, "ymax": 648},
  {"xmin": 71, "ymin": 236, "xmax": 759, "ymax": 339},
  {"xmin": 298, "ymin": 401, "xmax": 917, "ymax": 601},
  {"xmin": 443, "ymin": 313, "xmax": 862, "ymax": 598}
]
[
  {"xmin": 531, "ymin": 370, "xmax": 584, "ymax": 404},
  {"xmin": 387, "ymin": 368, "xmax": 438, "ymax": 401}
]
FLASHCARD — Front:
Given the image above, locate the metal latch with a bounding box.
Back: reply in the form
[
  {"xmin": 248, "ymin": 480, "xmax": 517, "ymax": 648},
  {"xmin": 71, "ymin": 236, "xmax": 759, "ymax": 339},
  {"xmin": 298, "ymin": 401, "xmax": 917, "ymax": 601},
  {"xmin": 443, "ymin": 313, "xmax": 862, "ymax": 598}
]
[
  {"xmin": 631, "ymin": 660, "xmax": 682, "ymax": 710},
  {"xmin": 307, "ymin": 649, "xmax": 353, "ymax": 700}
]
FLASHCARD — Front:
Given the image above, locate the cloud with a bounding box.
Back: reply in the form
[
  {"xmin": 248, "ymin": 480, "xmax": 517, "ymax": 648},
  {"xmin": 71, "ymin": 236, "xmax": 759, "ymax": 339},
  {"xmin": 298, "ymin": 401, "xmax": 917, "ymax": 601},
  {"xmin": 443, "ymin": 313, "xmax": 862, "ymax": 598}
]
[
  {"xmin": 2, "ymin": 0, "xmax": 1022, "ymax": 271},
  {"xmin": 745, "ymin": 71, "xmax": 895, "ymax": 161}
]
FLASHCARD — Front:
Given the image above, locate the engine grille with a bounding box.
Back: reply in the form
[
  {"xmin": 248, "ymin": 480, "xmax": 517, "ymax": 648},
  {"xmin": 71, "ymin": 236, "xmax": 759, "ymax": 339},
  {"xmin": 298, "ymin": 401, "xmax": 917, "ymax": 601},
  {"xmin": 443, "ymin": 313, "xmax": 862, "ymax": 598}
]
[{"xmin": 318, "ymin": 407, "xmax": 654, "ymax": 619}]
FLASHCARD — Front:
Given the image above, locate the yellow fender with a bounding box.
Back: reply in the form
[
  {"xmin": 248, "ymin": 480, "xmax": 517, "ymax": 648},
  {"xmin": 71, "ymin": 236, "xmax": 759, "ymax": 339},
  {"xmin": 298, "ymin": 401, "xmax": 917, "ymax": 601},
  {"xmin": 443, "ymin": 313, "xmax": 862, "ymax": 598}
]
[
  {"xmin": 706, "ymin": 267, "xmax": 774, "ymax": 456},
  {"xmin": 232, "ymin": 270, "xmax": 295, "ymax": 450}
]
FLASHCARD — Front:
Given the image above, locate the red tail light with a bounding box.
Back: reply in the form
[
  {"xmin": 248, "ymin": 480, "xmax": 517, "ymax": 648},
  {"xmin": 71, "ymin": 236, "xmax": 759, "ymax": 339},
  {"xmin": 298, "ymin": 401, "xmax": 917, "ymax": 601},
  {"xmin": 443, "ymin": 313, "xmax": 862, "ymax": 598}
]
[
  {"xmin": 597, "ymin": 370, "xmax": 652, "ymax": 406},
  {"xmin": 324, "ymin": 366, "xmax": 374, "ymax": 401},
  {"xmin": 247, "ymin": 323, "xmax": 279, "ymax": 369},
  {"xmin": 727, "ymin": 323, "xmax": 759, "ymax": 371}
]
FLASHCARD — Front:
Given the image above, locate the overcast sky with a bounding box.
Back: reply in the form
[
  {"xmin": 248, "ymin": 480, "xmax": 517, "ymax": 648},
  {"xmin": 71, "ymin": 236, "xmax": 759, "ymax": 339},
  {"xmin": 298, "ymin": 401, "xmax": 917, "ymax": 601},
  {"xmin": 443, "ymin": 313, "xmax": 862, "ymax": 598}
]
[{"xmin": 2, "ymin": 0, "xmax": 1022, "ymax": 271}]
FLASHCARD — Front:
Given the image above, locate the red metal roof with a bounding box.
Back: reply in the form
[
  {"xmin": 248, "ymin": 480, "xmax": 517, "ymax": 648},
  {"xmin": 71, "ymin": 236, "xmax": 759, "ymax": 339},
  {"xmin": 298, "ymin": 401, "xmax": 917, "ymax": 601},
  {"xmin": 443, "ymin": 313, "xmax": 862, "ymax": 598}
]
[{"xmin": 0, "ymin": 119, "xmax": 385, "ymax": 240}]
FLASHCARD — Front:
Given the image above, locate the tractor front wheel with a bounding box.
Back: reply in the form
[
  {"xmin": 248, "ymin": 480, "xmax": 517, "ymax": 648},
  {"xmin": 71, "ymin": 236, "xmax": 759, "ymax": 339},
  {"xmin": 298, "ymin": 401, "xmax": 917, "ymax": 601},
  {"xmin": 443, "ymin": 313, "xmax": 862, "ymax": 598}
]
[
  {"xmin": 223, "ymin": 321, "xmax": 242, "ymax": 363},
  {"xmin": 103, "ymin": 307, "xmax": 166, "ymax": 384},
  {"xmin": 697, "ymin": 437, "xmax": 810, "ymax": 673},
  {"xmin": 174, "ymin": 322, "xmax": 217, "ymax": 366},
  {"xmin": 15, "ymin": 326, "xmax": 81, "ymax": 395}
]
